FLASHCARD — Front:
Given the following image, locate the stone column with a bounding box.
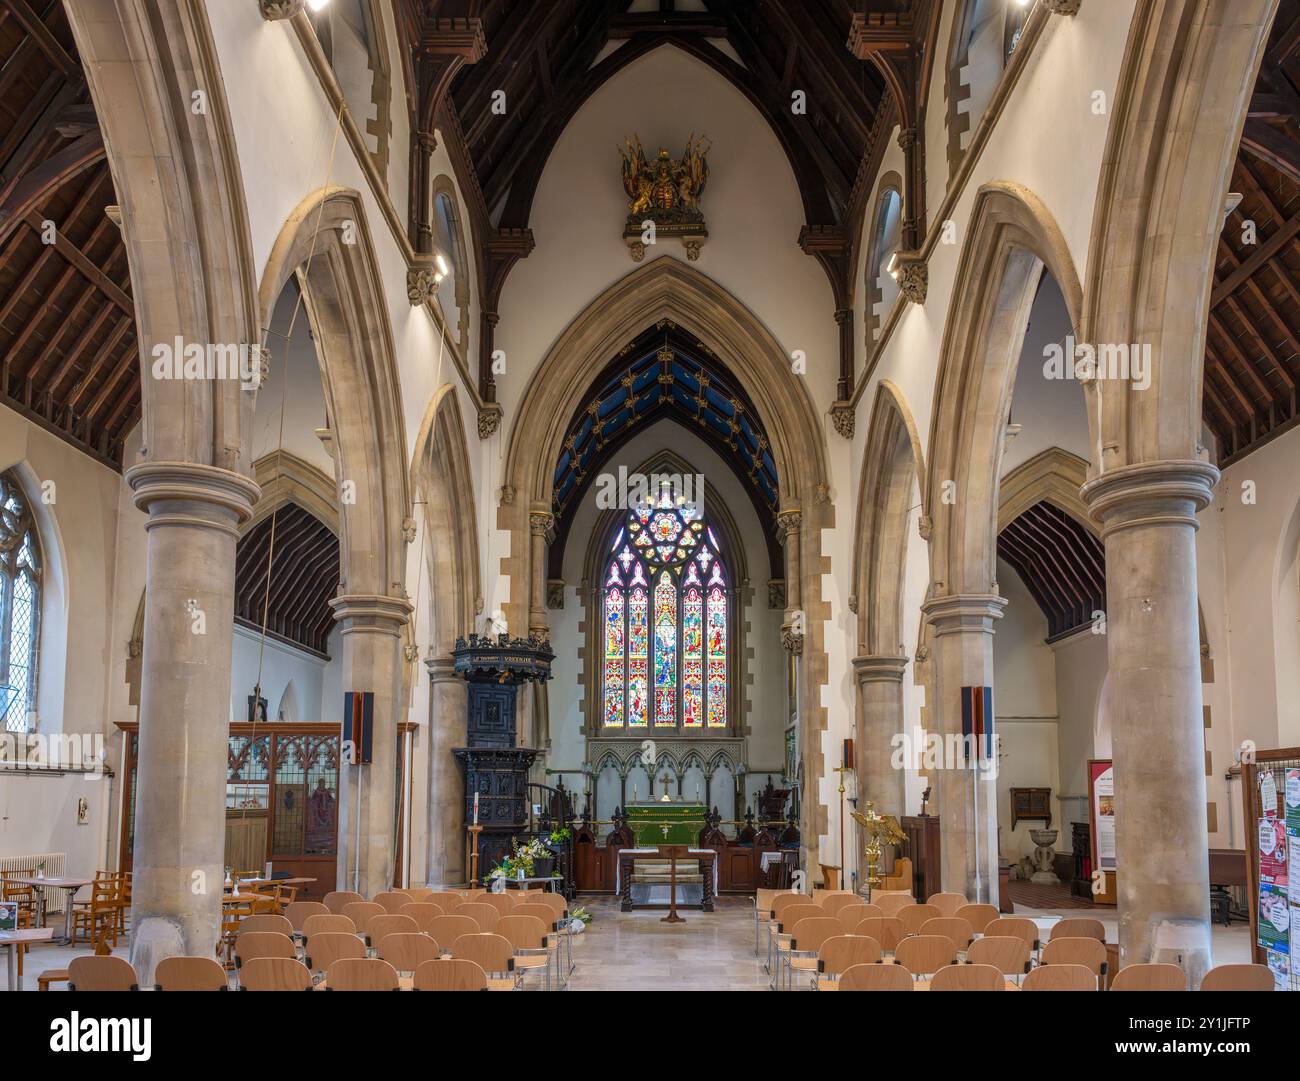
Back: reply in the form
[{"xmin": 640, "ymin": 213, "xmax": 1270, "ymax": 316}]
[
  {"xmin": 330, "ymin": 593, "xmax": 412, "ymax": 898},
  {"xmin": 852, "ymin": 654, "xmax": 909, "ymax": 891},
  {"xmin": 777, "ymin": 508, "xmax": 803, "ymax": 643},
  {"xmin": 920, "ymin": 593, "xmax": 1005, "ymax": 904},
  {"xmin": 1082, "ymin": 460, "xmax": 1216, "ymax": 985},
  {"xmin": 528, "ymin": 508, "xmax": 553, "ymax": 637},
  {"xmin": 425, "ymin": 653, "xmax": 467, "ymax": 887},
  {"xmin": 126, "ymin": 462, "xmax": 259, "ymax": 984}
]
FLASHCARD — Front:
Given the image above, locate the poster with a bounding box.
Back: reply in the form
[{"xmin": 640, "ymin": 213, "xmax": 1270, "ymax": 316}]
[
  {"xmin": 1260, "ymin": 769, "xmax": 1279, "ymax": 817},
  {"xmin": 1259, "ymin": 884, "xmax": 1290, "ymax": 953},
  {"xmin": 1089, "ymin": 760, "xmax": 1116, "ymax": 872},
  {"xmin": 1286, "ymin": 769, "xmax": 1300, "ymax": 835},
  {"xmin": 1267, "ymin": 948, "xmax": 1290, "ymax": 991},
  {"xmin": 1289, "ymin": 835, "xmax": 1300, "ymax": 905},
  {"xmin": 1260, "ymin": 817, "xmax": 1289, "ymax": 886}
]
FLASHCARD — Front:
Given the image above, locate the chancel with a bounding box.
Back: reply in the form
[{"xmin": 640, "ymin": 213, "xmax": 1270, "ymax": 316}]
[{"xmin": 0, "ymin": 0, "xmax": 1296, "ymax": 1016}]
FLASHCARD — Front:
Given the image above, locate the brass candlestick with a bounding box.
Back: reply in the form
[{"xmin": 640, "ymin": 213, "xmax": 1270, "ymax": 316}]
[{"xmin": 850, "ymin": 800, "xmax": 907, "ymax": 902}]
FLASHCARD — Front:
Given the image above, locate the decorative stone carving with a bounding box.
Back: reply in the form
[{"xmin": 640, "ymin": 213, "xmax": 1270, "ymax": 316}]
[
  {"xmin": 918, "ymin": 514, "xmax": 933, "ymax": 541},
  {"xmin": 782, "ymin": 628, "xmax": 805, "ymax": 655},
  {"xmin": 127, "ymin": 636, "xmax": 143, "ymax": 659},
  {"xmin": 529, "ymin": 511, "xmax": 554, "ymax": 538},
  {"xmin": 499, "ymin": 485, "xmax": 515, "ymax": 505},
  {"xmin": 897, "ymin": 126, "xmax": 918, "ymax": 152},
  {"xmin": 894, "ymin": 256, "xmax": 928, "ymax": 304},
  {"xmin": 1043, "ymin": 0, "xmax": 1081, "ymax": 13},
  {"xmin": 477, "ymin": 403, "xmax": 502, "ymax": 439},
  {"xmin": 403, "ymin": 643, "xmax": 419, "ymax": 663},
  {"xmin": 916, "ymin": 644, "xmax": 930, "ymax": 663},
  {"xmin": 776, "ymin": 509, "xmax": 802, "ymax": 536},
  {"xmin": 406, "ymin": 267, "xmax": 437, "ymax": 306},
  {"xmin": 848, "ymin": 594, "xmax": 858, "ymax": 615},
  {"xmin": 401, "ymin": 516, "xmax": 417, "ymax": 544},
  {"xmin": 546, "ymin": 579, "xmax": 565, "ymax": 610},
  {"xmin": 829, "ymin": 401, "xmax": 855, "ymax": 439},
  {"xmin": 767, "ymin": 579, "xmax": 786, "ymax": 610},
  {"xmin": 258, "ymin": 0, "xmax": 304, "ymax": 20}
]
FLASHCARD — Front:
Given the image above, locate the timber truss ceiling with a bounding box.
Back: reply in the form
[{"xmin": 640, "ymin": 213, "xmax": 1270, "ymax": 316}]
[{"xmin": 997, "ymin": 501, "xmax": 1105, "ymax": 642}]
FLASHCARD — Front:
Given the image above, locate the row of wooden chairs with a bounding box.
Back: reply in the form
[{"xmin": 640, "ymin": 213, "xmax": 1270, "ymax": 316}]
[{"xmin": 831, "ymin": 960, "xmax": 1273, "ymax": 992}]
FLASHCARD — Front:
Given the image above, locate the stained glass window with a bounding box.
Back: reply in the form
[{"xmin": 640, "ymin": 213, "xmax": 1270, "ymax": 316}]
[
  {"xmin": 599, "ymin": 486, "xmax": 729, "ymax": 731},
  {"xmin": 0, "ymin": 472, "xmax": 41, "ymax": 733}
]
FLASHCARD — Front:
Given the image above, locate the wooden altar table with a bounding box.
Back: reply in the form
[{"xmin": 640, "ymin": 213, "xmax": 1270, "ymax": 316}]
[{"xmin": 617, "ymin": 848, "xmax": 717, "ymax": 912}]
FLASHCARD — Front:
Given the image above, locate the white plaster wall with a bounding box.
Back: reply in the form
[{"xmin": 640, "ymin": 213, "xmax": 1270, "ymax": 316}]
[{"xmin": 229, "ymin": 622, "xmax": 339, "ymax": 724}]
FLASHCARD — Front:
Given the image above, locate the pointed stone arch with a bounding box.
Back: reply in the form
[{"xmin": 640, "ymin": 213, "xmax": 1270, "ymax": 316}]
[{"xmin": 997, "ymin": 447, "xmax": 1093, "ymax": 535}]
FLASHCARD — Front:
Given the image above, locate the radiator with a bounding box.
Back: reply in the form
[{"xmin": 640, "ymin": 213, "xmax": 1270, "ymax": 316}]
[{"xmin": 0, "ymin": 852, "xmax": 69, "ymax": 915}]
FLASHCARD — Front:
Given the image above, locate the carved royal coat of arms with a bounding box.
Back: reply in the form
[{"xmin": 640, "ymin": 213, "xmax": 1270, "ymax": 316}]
[{"xmin": 619, "ymin": 135, "xmax": 711, "ymax": 262}]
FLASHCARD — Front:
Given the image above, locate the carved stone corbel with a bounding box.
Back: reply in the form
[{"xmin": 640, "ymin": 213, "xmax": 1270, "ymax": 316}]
[
  {"xmin": 893, "ymin": 253, "xmax": 928, "ymax": 304},
  {"xmin": 477, "ymin": 403, "xmax": 503, "ymax": 439},
  {"xmin": 259, "ymin": 0, "xmax": 304, "ymax": 20},
  {"xmin": 1043, "ymin": 0, "xmax": 1081, "ymax": 14},
  {"xmin": 406, "ymin": 267, "xmax": 437, "ymax": 306},
  {"xmin": 829, "ymin": 401, "xmax": 855, "ymax": 439}
]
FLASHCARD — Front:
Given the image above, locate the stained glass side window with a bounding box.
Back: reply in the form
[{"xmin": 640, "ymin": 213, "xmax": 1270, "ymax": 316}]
[
  {"xmin": 599, "ymin": 488, "xmax": 730, "ymax": 733},
  {"xmin": 0, "ymin": 471, "xmax": 41, "ymax": 733}
]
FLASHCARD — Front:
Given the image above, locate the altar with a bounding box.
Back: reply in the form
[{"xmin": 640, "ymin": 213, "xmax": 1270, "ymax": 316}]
[
  {"xmin": 625, "ymin": 800, "xmax": 707, "ymax": 846},
  {"xmin": 617, "ymin": 847, "xmax": 717, "ymax": 912}
]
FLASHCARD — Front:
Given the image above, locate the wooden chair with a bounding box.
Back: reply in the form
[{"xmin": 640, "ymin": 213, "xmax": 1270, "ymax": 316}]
[
  {"xmin": 239, "ymin": 956, "xmax": 313, "ymax": 991},
  {"xmin": 322, "ymin": 890, "xmax": 364, "ymax": 914},
  {"xmin": 455, "ymin": 902, "xmax": 501, "ymax": 932},
  {"xmin": 837, "ymin": 903, "xmax": 881, "ymax": 931},
  {"xmin": 379, "ymin": 933, "xmax": 443, "ymax": 974},
  {"xmin": 37, "ymin": 968, "xmax": 69, "ymax": 991},
  {"xmin": 1199, "ymin": 963, "xmax": 1274, "ymax": 991},
  {"xmin": 1, "ymin": 872, "xmax": 39, "ymax": 926},
  {"xmin": 778, "ymin": 916, "xmax": 843, "ymax": 991},
  {"xmin": 304, "ymin": 932, "xmax": 366, "ymax": 976},
  {"xmin": 235, "ymin": 931, "xmax": 297, "ymax": 969},
  {"xmin": 429, "ymin": 914, "xmax": 480, "ymax": 947},
  {"xmin": 954, "ymin": 903, "xmax": 1000, "ymax": 935},
  {"xmin": 1110, "ymin": 963, "xmax": 1186, "ymax": 991},
  {"xmin": 325, "ymin": 957, "xmax": 400, "ymax": 991},
  {"xmin": 532, "ymin": 892, "xmax": 568, "ymax": 920},
  {"xmin": 513, "ymin": 901, "xmax": 573, "ymax": 981},
  {"xmin": 838, "ymin": 963, "xmax": 913, "ymax": 991},
  {"xmin": 302, "ymin": 913, "xmax": 355, "ymax": 942},
  {"xmin": 481, "ymin": 893, "xmax": 517, "ymax": 916},
  {"xmin": 397, "ymin": 887, "xmax": 434, "ymax": 902},
  {"xmin": 450, "ymin": 932, "xmax": 517, "ymax": 986},
  {"xmin": 68, "ymin": 955, "xmax": 139, "ymax": 991},
  {"xmin": 429, "ymin": 890, "xmax": 467, "ymax": 910},
  {"xmin": 1023, "ymin": 964, "xmax": 1097, "ymax": 991},
  {"xmin": 874, "ymin": 893, "xmax": 915, "ymax": 917},
  {"xmin": 412, "ymin": 957, "xmax": 490, "ymax": 991},
  {"xmin": 1049, "ymin": 917, "xmax": 1105, "ymax": 942},
  {"xmin": 753, "ymin": 888, "xmax": 796, "ymax": 954},
  {"xmin": 919, "ymin": 916, "xmax": 973, "ymax": 949},
  {"xmin": 819, "ymin": 894, "xmax": 864, "ymax": 917},
  {"xmin": 899, "ymin": 903, "xmax": 942, "ymax": 937},
  {"xmin": 237, "ymin": 913, "xmax": 293, "ymax": 938},
  {"xmin": 847, "ymin": 915, "xmax": 904, "ymax": 955},
  {"xmin": 367, "ymin": 914, "xmax": 420, "ymax": 953},
  {"xmin": 497, "ymin": 914, "xmax": 556, "ymax": 990},
  {"xmin": 768, "ymin": 902, "xmax": 822, "ymax": 973},
  {"xmin": 879, "ymin": 857, "xmax": 912, "ymax": 892},
  {"xmin": 965, "ymin": 935, "xmax": 1031, "ymax": 980},
  {"xmin": 984, "ymin": 917, "xmax": 1040, "ymax": 955},
  {"xmin": 812, "ymin": 889, "xmax": 855, "ymax": 905},
  {"xmin": 929, "ymin": 963, "xmax": 1005, "ymax": 991},
  {"xmin": 285, "ymin": 900, "xmax": 329, "ymax": 934},
  {"xmin": 218, "ymin": 897, "xmax": 254, "ymax": 968},
  {"xmin": 927, "ymin": 892, "xmax": 969, "ymax": 918},
  {"xmin": 341, "ymin": 901, "xmax": 386, "ymax": 944},
  {"xmin": 1040, "ymin": 937, "xmax": 1107, "ymax": 986},
  {"xmin": 73, "ymin": 878, "xmax": 119, "ymax": 948},
  {"xmin": 400, "ymin": 902, "xmax": 445, "ymax": 934},
  {"xmin": 814, "ymin": 935, "xmax": 881, "ymax": 990},
  {"xmin": 893, "ymin": 934, "xmax": 958, "ymax": 978},
  {"xmin": 155, "ymin": 956, "xmax": 229, "ymax": 991},
  {"xmin": 372, "ymin": 891, "xmax": 412, "ymax": 915}
]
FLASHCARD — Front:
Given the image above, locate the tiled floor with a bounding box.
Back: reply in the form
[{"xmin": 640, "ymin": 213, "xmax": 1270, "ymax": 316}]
[{"xmin": 4, "ymin": 895, "xmax": 1254, "ymax": 992}]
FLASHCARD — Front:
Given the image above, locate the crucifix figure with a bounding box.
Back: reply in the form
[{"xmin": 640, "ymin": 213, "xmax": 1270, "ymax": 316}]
[{"xmin": 659, "ymin": 770, "xmax": 673, "ymax": 796}]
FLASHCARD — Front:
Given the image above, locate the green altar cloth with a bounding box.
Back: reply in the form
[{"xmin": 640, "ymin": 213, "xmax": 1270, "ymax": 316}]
[{"xmin": 626, "ymin": 800, "xmax": 707, "ymax": 846}]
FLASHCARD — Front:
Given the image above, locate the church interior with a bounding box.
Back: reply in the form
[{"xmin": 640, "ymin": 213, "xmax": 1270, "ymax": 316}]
[{"xmin": 1, "ymin": 0, "xmax": 1299, "ymax": 1005}]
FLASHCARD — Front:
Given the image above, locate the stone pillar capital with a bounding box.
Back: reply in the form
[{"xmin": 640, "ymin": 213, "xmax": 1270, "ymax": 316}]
[
  {"xmin": 852, "ymin": 654, "xmax": 910, "ymax": 685},
  {"xmin": 776, "ymin": 507, "xmax": 802, "ymax": 535},
  {"xmin": 921, "ymin": 593, "xmax": 1007, "ymax": 635},
  {"xmin": 1081, "ymin": 460, "xmax": 1218, "ymax": 537},
  {"xmin": 529, "ymin": 509, "xmax": 555, "ymax": 538},
  {"xmin": 329, "ymin": 593, "xmax": 413, "ymax": 635},
  {"xmin": 426, "ymin": 653, "xmax": 459, "ymax": 683},
  {"xmin": 126, "ymin": 461, "xmax": 261, "ymax": 538}
]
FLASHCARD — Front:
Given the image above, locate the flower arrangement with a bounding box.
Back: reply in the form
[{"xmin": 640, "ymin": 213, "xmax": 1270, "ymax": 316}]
[
  {"xmin": 487, "ymin": 839, "xmax": 550, "ymax": 882},
  {"xmin": 548, "ymin": 828, "xmax": 571, "ymax": 844}
]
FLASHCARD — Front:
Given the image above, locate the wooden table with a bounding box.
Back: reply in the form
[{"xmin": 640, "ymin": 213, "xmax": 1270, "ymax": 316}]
[
  {"xmin": 0, "ymin": 927, "xmax": 53, "ymax": 990},
  {"xmin": 8, "ymin": 875, "xmax": 94, "ymax": 945}
]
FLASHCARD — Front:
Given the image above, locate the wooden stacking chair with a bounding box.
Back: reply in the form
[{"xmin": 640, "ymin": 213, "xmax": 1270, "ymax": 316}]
[
  {"xmin": 1040, "ymin": 937, "xmax": 1107, "ymax": 986},
  {"xmin": 379, "ymin": 933, "xmax": 443, "ymax": 975},
  {"xmin": 400, "ymin": 902, "xmax": 445, "ymax": 934},
  {"xmin": 429, "ymin": 914, "xmax": 480, "ymax": 947},
  {"xmin": 1049, "ymin": 917, "xmax": 1105, "ymax": 942},
  {"xmin": 235, "ymin": 931, "xmax": 297, "ymax": 971},
  {"xmin": 753, "ymin": 888, "xmax": 795, "ymax": 954},
  {"xmin": 455, "ymin": 902, "xmax": 501, "ymax": 932},
  {"xmin": 954, "ymin": 903, "xmax": 1000, "ymax": 935},
  {"xmin": 302, "ymin": 913, "xmax": 355, "ymax": 943},
  {"xmin": 837, "ymin": 963, "xmax": 913, "ymax": 991},
  {"xmin": 429, "ymin": 890, "xmax": 467, "ymax": 910},
  {"xmin": 778, "ymin": 916, "xmax": 842, "ymax": 991},
  {"xmin": 372, "ymin": 891, "xmax": 412, "ymax": 915},
  {"xmin": 367, "ymin": 914, "xmax": 420, "ymax": 953},
  {"xmin": 899, "ymin": 903, "xmax": 942, "ymax": 938},
  {"xmin": 819, "ymin": 894, "xmax": 864, "ymax": 917},
  {"xmin": 68, "ymin": 955, "xmax": 139, "ymax": 991},
  {"xmin": 481, "ymin": 893, "xmax": 517, "ymax": 916},
  {"xmin": 113, "ymin": 874, "xmax": 132, "ymax": 938},
  {"xmin": 397, "ymin": 887, "xmax": 434, "ymax": 902},
  {"xmin": 303, "ymin": 932, "xmax": 366, "ymax": 977},
  {"xmin": 514, "ymin": 901, "xmax": 574, "ymax": 982},
  {"xmin": 497, "ymin": 914, "xmax": 556, "ymax": 990},
  {"xmin": 219, "ymin": 897, "xmax": 254, "ymax": 968},
  {"xmin": 1023, "ymin": 964, "xmax": 1097, "ymax": 991},
  {"xmin": 324, "ymin": 957, "xmax": 400, "ymax": 991},
  {"xmin": 984, "ymin": 917, "xmax": 1040, "ymax": 956},
  {"xmin": 237, "ymin": 913, "xmax": 293, "ymax": 938},
  {"xmin": 2, "ymin": 871, "xmax": 39, "ymax": 927},
  {"xmin": 874, "ymin": 893, "xmax": 915, "ymax": 917},
  {"xmin": 813, "ymin": 889, "xmax": 855, "ymax": 906},
  {"xmin": 450, "ymin": 932, "xmax": 517, "ymax": 987},
  {"xmin": 836, "ymin": 903, "xmax": 881, "ymax": 931},
  {"xmin": 919, "ymin": 916, "xmax": 973, "ymax": 951},
  {"xmin": 155, "ymin": 956, "xmax": 229, "ymax": 991},
  {"xmin": 1199, "ymin": 963, "xmax": 1274, "ymax": 991},
  {"xmin": 1110, "ymin": 963, "xmax": 1186, "ymax": 991},
  {"xmin": 929, "ymin": 963, "xmax": 1005, "ymax": 991},
  {"xmin": 73, "ymin": 877, "xmax": 120, "ymax": 948},
  {"xmin": 813, "ymin": 935, "xmax": 881, "ymax": 990},
  {"xmin": 412, "ymin": 958, "xmax": 491, "ymax": 991},
  {"xmin": 927, "ymin": 892, "xmax": 969, "ymax": 918},
  {"xmin": 341, "ymin": 901, "xmax": 386, "ymax": 945},
  {"xmin": 285, "ymin": 900, "xmax": 329, "ymax": 935},
  {"xmin": 893, "ymin": 934, "xmax": 958, "ymax": 979},
  {"xmin": 767, "ymin": 901, "xmax": 822, "ymax": 974},
  {"xmin": 322, "ymin": 890, "xmax": 364, "ymax": 914},
  {"xmin": 847, "ymin": 915, "xmax": 904, "ymax": 955},
  {"xmin": 239, "ymin": 956, "xmax": 314, "ymax": 991},
  {"xmin": 965, "ymin": 935, "xmax": 1032, "ymax": 981}
]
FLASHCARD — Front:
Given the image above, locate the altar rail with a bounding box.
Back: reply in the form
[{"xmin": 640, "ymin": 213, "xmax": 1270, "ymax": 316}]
[{"xmin": 571, "ymin": 819, "xmax": 798, "ymax": 894}]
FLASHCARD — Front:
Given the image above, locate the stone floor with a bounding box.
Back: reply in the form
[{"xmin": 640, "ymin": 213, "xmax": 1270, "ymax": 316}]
[{"xmin": 4, "ymin": 894, "xmax": 1254, "ymax": 992}]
